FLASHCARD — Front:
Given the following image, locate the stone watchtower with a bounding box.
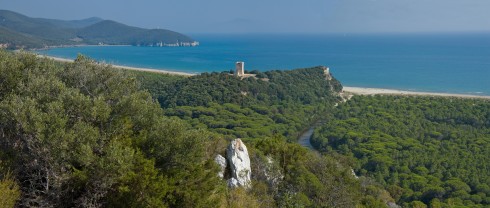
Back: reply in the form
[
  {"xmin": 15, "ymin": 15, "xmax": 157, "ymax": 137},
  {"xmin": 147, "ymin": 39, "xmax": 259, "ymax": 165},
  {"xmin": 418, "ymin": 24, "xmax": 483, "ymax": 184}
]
[{"xmin": 235, "ymin": 62, "xmax": 244, "ymax": 77}]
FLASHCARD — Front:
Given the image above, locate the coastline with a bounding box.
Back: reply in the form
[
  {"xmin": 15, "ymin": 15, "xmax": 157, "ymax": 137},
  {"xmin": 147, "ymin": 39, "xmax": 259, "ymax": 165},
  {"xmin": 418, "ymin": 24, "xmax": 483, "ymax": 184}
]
[
  {"xmin": 32, "ymin": 44, "xmax": 132, "ymax": 51},
  {"xmin": 343, "ymin": 86, "xmax": 490, "ymax": 99},
  {"xmin": 38, "ymin": 54, "xmax": 195, "ymax": 76},
  {"xmin": 34, "ymin": 55, "xmax": 490, "ymax": 99}
]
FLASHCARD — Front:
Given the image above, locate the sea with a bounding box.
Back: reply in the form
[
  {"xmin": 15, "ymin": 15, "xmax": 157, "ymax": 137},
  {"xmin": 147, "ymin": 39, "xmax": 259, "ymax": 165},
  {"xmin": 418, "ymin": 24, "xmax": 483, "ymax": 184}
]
[{"xmin": 41, "ymin": 33, "xmax": 490, "ymax": 95}]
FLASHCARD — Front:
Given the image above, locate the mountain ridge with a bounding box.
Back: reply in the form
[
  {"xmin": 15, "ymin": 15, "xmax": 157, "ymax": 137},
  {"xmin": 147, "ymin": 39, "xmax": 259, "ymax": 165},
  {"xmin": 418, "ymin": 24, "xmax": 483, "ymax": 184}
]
[
  {"xmin": 0, "ymin": 10, "xmax": 198, "ymax": 49},
  {"xmin": 38, "ymin": 17, "xmax": 104, "ymax": 29}
]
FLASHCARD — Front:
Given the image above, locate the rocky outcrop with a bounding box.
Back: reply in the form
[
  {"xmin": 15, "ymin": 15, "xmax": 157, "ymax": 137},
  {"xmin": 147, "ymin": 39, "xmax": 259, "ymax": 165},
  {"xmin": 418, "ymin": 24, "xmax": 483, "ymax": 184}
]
[
  {"xmin": 253, "ymin": 155, "xmax": 283, "ymax": 193},
  {"xmin": 214, "ymin": 154, "xmax": 227, "ymax": 178},
  {"xmin": 213, "ymin": 139, "xmax": 252, "ymax": 188},
  {"xmin": 226, "ymin": 139, "xmax": 251, "ymax": 188},
  {"xmin": 351, "ymin": 169, "xmax": 359, "ymax": 179},
  {"xmin": 387, "ymin": 202, "xmax": 401, "ymax": 208},
  {"xmin": 264, "ymin": 156, "xmax": 283, "ymax": 187}
]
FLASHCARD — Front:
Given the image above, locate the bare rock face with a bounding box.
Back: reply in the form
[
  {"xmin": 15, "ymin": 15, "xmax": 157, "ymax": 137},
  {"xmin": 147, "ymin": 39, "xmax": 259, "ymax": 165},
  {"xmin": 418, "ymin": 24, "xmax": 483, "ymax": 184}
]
[
  {"xmin": 226, "ymin": 139, "xmax": 251, "ymax": 188},
  {"xmin": 227, "ymin": 178, "xmax": 240, "ymax": 188},
  {"xmin": 264, "ymin": 156, "xmax": 283, "ymax": 189},
  {"xmin": 214, "ymin": 154, "xmax": 227, "ymax": 178},
  {"xmin": 387, "ymin": 202, "xmax": 401, "ymax": 208},
  {"xmin": 351, "ymin": 169, "xmax": 359, "ymax": 179}
]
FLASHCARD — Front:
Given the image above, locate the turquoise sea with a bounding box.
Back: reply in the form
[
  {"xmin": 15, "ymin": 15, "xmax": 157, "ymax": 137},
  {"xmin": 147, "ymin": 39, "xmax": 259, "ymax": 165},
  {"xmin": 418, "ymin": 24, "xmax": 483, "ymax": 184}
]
[{"xmin": 42, "ymin": 33, "xmax": 490, "ymax": 95}]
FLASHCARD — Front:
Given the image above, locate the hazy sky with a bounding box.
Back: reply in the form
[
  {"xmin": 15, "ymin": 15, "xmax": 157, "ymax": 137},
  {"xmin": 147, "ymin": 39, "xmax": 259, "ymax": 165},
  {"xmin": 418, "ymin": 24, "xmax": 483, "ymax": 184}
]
[{"xmin": 2, "ymin": 0, "xmax": 490, "ymax": 34}]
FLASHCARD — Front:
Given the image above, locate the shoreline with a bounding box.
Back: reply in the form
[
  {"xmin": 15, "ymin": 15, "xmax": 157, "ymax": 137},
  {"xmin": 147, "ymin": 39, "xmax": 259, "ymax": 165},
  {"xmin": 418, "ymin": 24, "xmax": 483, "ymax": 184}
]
[
  {"xmin": 35, "ymin": 55, "xmax": 490, "ymax": 99},
  {"xmin": 38, "ymin": 54, "xmax": 196, "ymax": 76},
  {"xmin": 32, "ymin": 44, "xmax": 132, "ymax": 51},
  {"xmin": 343, "ymin": 86, "xmax": 490, "ymax": 99}
]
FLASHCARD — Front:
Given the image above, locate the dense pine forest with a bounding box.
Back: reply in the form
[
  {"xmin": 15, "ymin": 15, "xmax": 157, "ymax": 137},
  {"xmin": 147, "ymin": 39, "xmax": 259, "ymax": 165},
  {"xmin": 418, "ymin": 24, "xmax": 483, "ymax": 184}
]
[
  {"xmin": 135, "ymin": 67, "xmax": 342, "ymax": 140},
  {"xmin": 312, "ymin": 95, "xmax": 490, "ymax": 207},
  {"xmin": 1, "ymin": 50, "xmax": 489, "ymax": 207}
]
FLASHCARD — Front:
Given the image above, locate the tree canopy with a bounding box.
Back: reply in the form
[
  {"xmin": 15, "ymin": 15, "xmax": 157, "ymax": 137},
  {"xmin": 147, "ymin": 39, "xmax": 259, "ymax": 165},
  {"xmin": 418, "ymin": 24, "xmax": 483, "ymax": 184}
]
[
  {"xmin": 0, "ymin": 50, "xmax": 386, "ymax": 207},
  {"xmin": 4, "ymin": 50, "xmax": 486, "ymax": 207},
  {"xmin": 312, "ymin": 95, "xmax": 490, "ymax": 207},
  {"xmin": 137, "ymin": 67, "xmax": 342, "ymax": 140},
  {"xmin": 0, "ymin": 50, "xmax": 224, "ymax": 207}
]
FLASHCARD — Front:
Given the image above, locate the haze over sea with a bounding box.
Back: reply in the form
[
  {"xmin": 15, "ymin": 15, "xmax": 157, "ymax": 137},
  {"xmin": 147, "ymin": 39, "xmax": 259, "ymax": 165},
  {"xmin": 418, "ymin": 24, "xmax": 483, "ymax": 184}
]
[{"xmin": 42, "ymin": 33, "xmax": 490, "ymax": 95}]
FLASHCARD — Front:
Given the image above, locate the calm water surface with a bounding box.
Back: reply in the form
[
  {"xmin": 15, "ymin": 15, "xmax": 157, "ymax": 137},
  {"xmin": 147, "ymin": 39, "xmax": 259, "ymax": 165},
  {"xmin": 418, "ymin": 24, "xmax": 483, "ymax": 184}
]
[{"xmin": 42, "ymin": 33, "xmax": 490, "ymax": 95}]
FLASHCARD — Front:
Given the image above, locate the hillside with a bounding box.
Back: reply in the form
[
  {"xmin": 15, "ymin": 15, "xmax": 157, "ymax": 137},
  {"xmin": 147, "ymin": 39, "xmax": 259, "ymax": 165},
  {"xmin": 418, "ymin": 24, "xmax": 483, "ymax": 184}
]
[
  {"xmin": 0, "ymin": 26, "xmax": 45, "ymax": 48},
  {"xmin": 0, "ymin": 10, "xmax": 197, "ymax": 49},
  {"xmin": 0, "ymin": 10, "xmax": 76, "ymax": 45},
  {"xmin": 77, "ymin": 20, "xmax": 195, "ymax": 45},
  {"xmin": 40, "ymin": 17, "xmax": 103, "ymax": 29},
  {"xmin": 5, "ymin": 50, "xmax": 487, "ymax": 207},
  {"xmin": 1, "ymin": 50, "xmax": 392, "ymax": 207},
  {"xmin": 136, "ymin": 67, "xmax": 343, "ymax": 139}
]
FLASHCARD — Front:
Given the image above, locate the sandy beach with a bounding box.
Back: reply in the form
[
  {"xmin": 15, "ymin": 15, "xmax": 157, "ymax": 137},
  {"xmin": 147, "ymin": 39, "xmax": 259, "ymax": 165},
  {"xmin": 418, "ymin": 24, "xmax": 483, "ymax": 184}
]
[
  {"xmin": 36, "ymin": 55, "xmax": 490, "ymax": 99},
  {"xmin": 38, "ymin": 55, "xmax": 195, "ymax": 76},
  {"xmin": 343, "ymin": 86, "xmax": 490, "ymax": 99}
]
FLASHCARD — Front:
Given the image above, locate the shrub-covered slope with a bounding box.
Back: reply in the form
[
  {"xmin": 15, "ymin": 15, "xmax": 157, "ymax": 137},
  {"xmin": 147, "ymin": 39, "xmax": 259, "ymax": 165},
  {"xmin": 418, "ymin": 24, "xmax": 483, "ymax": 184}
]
[
  {"xmin": 140, "ymin": 68, "xmax": 343, "ymax": 139},
  {"xmin": 0, "ymin": 50, "xmax": 392, "ymax": 207},
  {"xmin": 0, "ymin": 50, "xmax": 224, "ymax": 207}
]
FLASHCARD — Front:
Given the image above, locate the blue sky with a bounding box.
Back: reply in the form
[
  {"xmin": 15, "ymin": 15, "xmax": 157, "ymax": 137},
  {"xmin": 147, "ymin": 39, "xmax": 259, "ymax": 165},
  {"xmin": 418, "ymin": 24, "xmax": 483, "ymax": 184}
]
[{"xmin": 2, "ymin": 0, "xmax": 490, "ymax": 34}]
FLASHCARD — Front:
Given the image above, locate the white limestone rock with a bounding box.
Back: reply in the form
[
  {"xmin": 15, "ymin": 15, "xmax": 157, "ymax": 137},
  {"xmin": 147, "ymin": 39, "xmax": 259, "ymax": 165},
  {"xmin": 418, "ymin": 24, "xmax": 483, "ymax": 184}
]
[
  {"xmin": 351, "ymin": 169, "xmax": 359, "ymax": 179},
  {"xmin": 214, "ymin": 154, "xmax": 227, "ymax": 178},
  {"xmin": 226, "ymin": 139, "xmax": 251, "ymax": 188},
  {"xmin": 264, "ymin": 156, "xmax": 283, "ymax": 187},
  {"xmin": 252, "ymin": 155, "xmax": 283, "ymax": 192},
  {"xmin": 227, "ymin": 177, "xmax": 239, "ymax": 188},
  {"xmin": 387, "ymin": 202, "xmax": 401, "ymax": 208}
]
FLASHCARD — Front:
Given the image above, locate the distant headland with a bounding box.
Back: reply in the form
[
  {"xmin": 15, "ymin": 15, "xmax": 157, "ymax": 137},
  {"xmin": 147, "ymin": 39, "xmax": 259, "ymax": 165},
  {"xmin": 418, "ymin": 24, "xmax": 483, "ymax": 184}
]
[{"xmin": 0, "ymin": 10, "xmax": 198, "ymax": 49}]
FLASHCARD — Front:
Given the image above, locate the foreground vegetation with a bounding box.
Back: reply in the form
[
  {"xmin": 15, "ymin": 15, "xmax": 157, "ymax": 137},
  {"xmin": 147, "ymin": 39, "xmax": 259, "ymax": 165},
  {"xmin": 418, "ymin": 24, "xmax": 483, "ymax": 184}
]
[
  {"xmin": 312, "ymin": 95, "xmax": 490, "ymax": 207},
  {"xmin": 0, "ymin": 50, "xmax": 390, "ymax": 207},
  {"xmin": 3, "ymin": 50, "xmax": 487, "ymax": 207},
  {"xmin": 0, "ymin": 50, "xmax": 227, "ymax": 207}
]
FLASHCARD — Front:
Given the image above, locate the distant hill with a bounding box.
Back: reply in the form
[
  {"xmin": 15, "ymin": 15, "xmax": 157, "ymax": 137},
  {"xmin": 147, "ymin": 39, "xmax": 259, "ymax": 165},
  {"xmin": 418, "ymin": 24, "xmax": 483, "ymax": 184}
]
[
  {"xmin": 0, "ymin": 10, "xmax": 197, "ymax": 49},
  {"xmin": 40, "ymin": 17, "xmax": 104, "ymax": 29},
  {"xmin": 0, "ymin": 26, "xmax": 45, "ymax": 48},
  {"xmin": 76, "ymin": 20, "xmax": 196, "ymax": 46},
  {"xmin": 0, "ymin": 10, "xmax": 76, "ymax": 44}
]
